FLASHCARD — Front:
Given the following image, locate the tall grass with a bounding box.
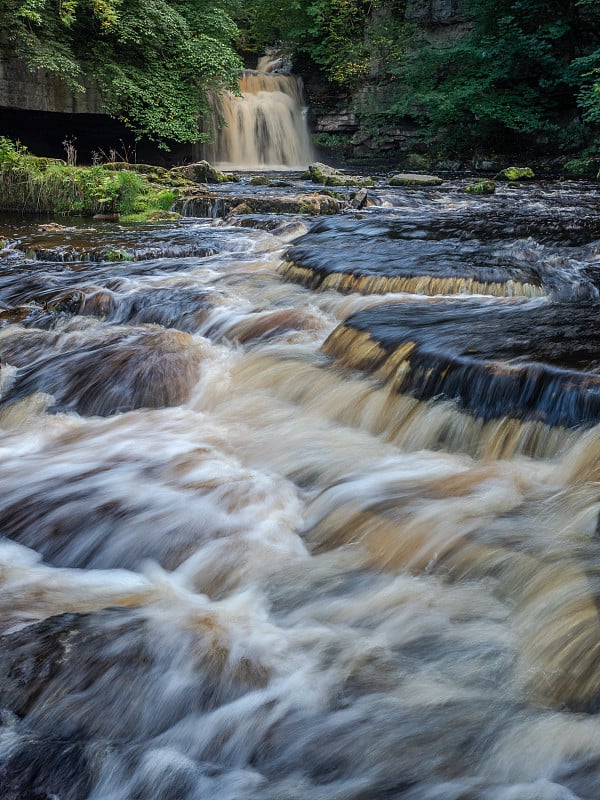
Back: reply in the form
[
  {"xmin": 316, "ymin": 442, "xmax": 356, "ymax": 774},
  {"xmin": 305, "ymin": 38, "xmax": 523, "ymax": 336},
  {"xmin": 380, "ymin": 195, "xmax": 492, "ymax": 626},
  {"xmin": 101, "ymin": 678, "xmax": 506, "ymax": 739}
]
[{"xmin": 0, "ymin": 138, "xmax": 177, "ymax": 217}]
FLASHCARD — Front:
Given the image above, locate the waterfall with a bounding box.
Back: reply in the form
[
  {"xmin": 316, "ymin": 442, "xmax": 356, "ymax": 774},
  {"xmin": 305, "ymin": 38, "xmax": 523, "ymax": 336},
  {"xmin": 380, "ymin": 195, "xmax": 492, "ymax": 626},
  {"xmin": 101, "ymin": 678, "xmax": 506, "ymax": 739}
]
[{"xmin": 199, "ymin": 54, "xmax": 314, "ymax": 169}]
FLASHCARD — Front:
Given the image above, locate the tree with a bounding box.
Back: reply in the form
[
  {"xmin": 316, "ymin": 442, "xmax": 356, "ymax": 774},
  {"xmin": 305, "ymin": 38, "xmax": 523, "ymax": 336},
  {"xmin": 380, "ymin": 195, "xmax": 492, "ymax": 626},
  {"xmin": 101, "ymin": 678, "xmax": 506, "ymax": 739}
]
[{"xmin": 0, "ymin": 0, "xmax": 243, "ymax": 148}]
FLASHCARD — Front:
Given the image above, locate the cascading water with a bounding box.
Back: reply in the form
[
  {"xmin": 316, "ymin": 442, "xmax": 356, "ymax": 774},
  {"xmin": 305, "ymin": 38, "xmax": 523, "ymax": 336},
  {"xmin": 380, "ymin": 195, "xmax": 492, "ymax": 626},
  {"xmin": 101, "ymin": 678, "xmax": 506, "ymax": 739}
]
[
  {"xmin": 199, "ymin": 53, "xmax": 314, "ymax": 169},
  {"xmin": 3, "ymin": 177, "xmax": 600, "ymax": 799}
]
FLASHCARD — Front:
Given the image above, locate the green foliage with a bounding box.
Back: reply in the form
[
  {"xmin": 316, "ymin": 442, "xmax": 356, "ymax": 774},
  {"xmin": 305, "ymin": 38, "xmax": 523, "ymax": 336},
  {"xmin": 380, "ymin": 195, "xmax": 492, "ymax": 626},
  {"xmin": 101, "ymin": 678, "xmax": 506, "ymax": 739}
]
[
  {"xmin": 312, "ymin": 132, "xmax": 353, "ymax": 154},
  {"xmin": 563, "ymin": 157, "xmax": 600, "ymax": 177},
  {"xmin": 0, "ymin": 137, "xmax": 178, "ymax": 215},
  {"xmin": 0, "ymin": 0, "xmax": 243, "ymax": 147},
  {"xmin": 242, "ymin": 0, "xmax": 406, "ymax": 85},
  {"xmin": 240, "ymin": 0, "xmax": 600, "ymax": 155}
]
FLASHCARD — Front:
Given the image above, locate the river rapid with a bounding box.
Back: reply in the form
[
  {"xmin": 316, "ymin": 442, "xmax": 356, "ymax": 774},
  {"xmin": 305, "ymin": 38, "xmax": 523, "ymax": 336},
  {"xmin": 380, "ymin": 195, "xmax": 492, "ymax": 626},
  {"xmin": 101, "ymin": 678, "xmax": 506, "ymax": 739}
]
[{"xmin": 1, "ymin": 176, "xmax": 600, "ymax": 800}]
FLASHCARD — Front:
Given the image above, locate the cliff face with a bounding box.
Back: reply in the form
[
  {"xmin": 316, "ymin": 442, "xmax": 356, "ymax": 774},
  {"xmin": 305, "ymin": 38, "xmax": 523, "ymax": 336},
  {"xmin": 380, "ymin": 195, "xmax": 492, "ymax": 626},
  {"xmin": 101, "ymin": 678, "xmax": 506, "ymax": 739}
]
[
  {"xmin": 0, "ymin": 53, "xmax": 176, "ymax": 164},
  {"xmin": 405, "ymin": 0, "xmax": 468, "ymax": 26},
  {"xmin": 0, "ymin": 54, "xmax": 103, "ymax": 114},
  {"xmin": 310, "ymin": 0, "xmax": 473, "ymax": 164}
]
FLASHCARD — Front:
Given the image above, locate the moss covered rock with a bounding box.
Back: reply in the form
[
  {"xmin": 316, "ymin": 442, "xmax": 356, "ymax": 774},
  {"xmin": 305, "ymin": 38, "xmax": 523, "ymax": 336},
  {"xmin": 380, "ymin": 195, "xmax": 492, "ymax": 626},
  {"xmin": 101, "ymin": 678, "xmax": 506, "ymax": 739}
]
[
  {"xmin": 495, "ymin": 167, "xmax": 535, "ymax": 181},
  {"xmin": 170, "ymin": 161, "xmax": 237, "ymax": 184},
  {"xmin": 464, "ymin": 180, "xmax": 496, "ymax": 195},
  {"xmin": 388, "ymin": 173, "xmax": 443, "ymax": 187},
  {"xmin": 308, "ymin": 162, "xmax": 372, "ymax": 187}
]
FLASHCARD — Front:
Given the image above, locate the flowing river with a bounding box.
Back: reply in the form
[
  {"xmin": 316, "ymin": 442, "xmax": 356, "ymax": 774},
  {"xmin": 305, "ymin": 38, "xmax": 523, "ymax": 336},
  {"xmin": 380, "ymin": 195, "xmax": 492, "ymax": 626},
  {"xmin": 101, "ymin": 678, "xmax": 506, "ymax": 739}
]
[{"xmin": 1, "ymin": 175, "xmax": 600, "ymax": 800}]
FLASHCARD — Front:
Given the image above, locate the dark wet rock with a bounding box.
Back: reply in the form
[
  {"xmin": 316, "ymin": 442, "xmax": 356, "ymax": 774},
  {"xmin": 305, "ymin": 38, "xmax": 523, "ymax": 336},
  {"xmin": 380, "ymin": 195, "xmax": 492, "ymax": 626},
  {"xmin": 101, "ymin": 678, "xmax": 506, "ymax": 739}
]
[
  {"xmin": 323, "ymin": 300, "xmax": 600, "ymax": 428},
  {"xmin": 19, "ymin": 221, "xmax": 221, "ymax": 264},
  {"xmin": 351, "ymin": 188, "xmax": 369, "ymax": 209},
  {"xmin": 0, "ymin": 326, "xmax": 203, "ymax": 415},
  {"xmin": 0, "ymin": 607, "xmax": 272, "ymax": 799},
  {"xmin": 1, "ymin": 737, "xmax": 93, "ymax": 800},
  {"xmin": 225, "ymin": 214, "xmax": 304, "ymax": 233},
  {"xmin": 279, "ymin": 216, "xmax": 545, "ymax": 297},
  {"xmin": 176, "ymin": 192, "xmax": 346, "ymax": 218},
  {"xmin": 38, "ymin": 284, "xmax": 216, "ymax": 331},
  {"xmin": 0, "ymin": 306, "xmax": 35, "ymax": 327},
  {"xmin": 225, "ymin": 307, "xmax": 324, "ymax": 344},
  {"xmin": 388, "ymin": 173, "xmax": 443, "ymax": 187}
]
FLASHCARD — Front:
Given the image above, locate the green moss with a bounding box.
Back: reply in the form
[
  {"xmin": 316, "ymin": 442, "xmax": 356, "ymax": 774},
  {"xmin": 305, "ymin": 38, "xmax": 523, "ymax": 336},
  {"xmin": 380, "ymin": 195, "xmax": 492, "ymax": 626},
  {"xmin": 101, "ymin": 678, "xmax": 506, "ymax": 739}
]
[
  {"xmin": 563, "ymin": 158, "xmax": 600, "ymax": 178},
  {"xmin": 320, "ymin": 189, "xmax": 345, "ymax": 199},
  {"xmin": 104, "ymin": 249, "xmax": 133, "ymax": 261},
  {"xmin": 464, "ymin": 180, "xmax": 496, "ymax": 194},
  {"xmin": 495, "ymin": 167, "xmax": 535, "ymax": 181},
  {"xmin": 325, "ymin": 175, "xmax": 373, "ymax": 187},
  {"xmin": 250, "ymin": 176, "xmax": 271, "ymax": 186}
]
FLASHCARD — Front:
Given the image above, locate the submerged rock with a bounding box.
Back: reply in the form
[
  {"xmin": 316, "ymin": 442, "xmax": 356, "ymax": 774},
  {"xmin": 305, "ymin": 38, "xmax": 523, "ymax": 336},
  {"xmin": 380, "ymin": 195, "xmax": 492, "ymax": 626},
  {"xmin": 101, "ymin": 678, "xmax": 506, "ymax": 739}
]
[{"xmin": 0, "ymin": 325, "xmax": 204, "ymax": 415}]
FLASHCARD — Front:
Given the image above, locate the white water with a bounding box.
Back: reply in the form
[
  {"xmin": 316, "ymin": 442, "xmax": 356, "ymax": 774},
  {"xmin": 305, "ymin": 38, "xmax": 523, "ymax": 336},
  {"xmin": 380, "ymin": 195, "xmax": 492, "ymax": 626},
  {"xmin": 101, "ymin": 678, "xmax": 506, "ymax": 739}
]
[
  {"xmin": 1, "ymin": 181, "xmax": 600, "ymax": 799},
  {"xmin": 199, "ymin": 56, "xmax": 314, "ymax": 169}
]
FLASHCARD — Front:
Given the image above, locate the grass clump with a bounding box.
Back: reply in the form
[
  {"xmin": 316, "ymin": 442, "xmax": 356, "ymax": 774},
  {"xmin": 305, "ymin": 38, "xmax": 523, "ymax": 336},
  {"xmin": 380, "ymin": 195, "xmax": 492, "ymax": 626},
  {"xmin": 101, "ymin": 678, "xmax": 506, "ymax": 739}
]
[{"xmin": 0, "ymin": 138, "xmax": 180, "ymax": 218}]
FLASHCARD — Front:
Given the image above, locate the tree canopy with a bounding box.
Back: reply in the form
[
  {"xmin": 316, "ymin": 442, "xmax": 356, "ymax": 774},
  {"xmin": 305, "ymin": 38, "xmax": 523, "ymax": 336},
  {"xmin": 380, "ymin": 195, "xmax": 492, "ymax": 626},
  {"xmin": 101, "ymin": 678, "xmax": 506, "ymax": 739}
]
[
  {"xmin": 1, "ymin": 0, "xmax": 599, "ymax": 155},
  {"xmin": 0, "ymin": 0, "xmax": 242, "ymax": 147}
]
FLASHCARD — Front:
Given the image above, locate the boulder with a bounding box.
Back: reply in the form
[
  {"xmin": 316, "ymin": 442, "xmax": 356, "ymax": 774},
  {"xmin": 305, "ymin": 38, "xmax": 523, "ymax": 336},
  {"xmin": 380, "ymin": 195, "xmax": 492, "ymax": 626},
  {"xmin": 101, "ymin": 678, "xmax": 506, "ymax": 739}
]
[
  {"xmin": 308, "ymin": 162, "xmax": 373, "ymax": 187},
  {"xmin": 464, "ymin": 180, "xmax": 496, "ymax": 195},
  {"xmin": 170, "ymin": 161, "xmax": 237, "ymax": 184},
  {"xmin": 495, "ymin": 166, "xmax": 535, "ymax": 181},
  {"xmin": 388, "ymin": 173, "xmax": 443, "ymax": 187},
  {"xmin": 351, "ymin": 188, "xmax": 369, "ymax": 209}
]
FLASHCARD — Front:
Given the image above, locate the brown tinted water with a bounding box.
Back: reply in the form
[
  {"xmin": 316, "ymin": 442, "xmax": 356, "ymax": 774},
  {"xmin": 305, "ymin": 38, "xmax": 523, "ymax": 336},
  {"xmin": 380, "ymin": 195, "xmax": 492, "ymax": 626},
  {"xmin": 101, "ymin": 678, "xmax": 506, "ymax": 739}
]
[{"xmin": 2, "ymin": 178, "xmax": 600, "ymax": 800}]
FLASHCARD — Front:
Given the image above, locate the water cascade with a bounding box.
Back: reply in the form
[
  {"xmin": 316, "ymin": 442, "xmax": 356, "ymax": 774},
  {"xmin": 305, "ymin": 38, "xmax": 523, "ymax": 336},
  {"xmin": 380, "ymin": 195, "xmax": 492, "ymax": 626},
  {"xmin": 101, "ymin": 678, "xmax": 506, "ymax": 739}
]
[
  {"xmin": 3, "ymin": 177, "xmax": 600, "ymax": 799},
  {"xmin": 200, "ymin": 54, "xmax": 314, "ymax": 169}
]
